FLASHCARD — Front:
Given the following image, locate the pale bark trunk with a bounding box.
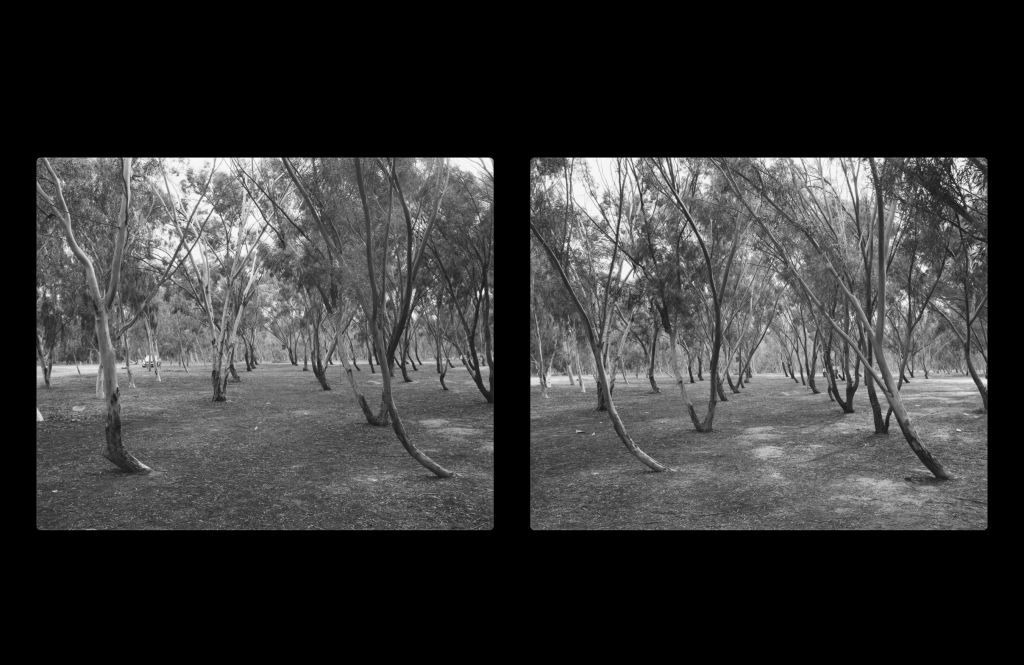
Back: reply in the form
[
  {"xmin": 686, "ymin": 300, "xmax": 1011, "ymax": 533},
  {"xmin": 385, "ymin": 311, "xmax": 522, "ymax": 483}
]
[
  {"xmin": 96, "ymin": 310, "xmax": 150, "ymax": 472},
  {"xmin": 335, "ymin": 313, "xmax": 390, "ymax": 426},
  {"xmin": 668, "ymin": 325, "xmax": 705, "ymax": 430},
  {"xmin": 36, "ymin": 333, "xmax": 52, "ymax": 388}
]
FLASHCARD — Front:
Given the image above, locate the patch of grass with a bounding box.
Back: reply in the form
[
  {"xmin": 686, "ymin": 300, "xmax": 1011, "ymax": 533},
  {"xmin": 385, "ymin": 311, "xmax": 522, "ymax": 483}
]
[
  {"xmin": 37, "ymin": 362, "xmax": 492, "ymax": 529},
  {"xmin": 531, "ymin": 372, "xmax": 986, "ymax": 530}
]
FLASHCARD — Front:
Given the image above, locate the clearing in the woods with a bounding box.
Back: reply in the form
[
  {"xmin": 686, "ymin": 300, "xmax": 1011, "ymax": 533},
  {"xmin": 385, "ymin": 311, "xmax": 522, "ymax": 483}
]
[
  {"xmin": 531, "ymin": 372, "xmax": 986, "ymax": 530},
  {"xmin": 38, "ymin": 362, "xmax": 493, "ymax": 529}
]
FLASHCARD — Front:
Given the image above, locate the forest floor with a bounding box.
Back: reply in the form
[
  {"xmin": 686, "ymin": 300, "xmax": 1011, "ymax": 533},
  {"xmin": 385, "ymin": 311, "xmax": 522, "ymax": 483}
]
[
  {"xmin": 531, "ymin": 371, "xmax": 987, "ymax": 529},
  {"xmin": 37, "ymin": 360, "xmax": 493, "ymax": 529}
]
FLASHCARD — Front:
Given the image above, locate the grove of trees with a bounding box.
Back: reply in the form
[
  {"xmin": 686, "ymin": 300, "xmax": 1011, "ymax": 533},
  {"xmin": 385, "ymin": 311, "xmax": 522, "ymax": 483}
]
[
  {"xmin": 531, "ymin": 157, "xmax": 987, "ymax": 480},
  {"xmin": 37, "ymin": 157, "xmax": 493, "ymax": 478}
]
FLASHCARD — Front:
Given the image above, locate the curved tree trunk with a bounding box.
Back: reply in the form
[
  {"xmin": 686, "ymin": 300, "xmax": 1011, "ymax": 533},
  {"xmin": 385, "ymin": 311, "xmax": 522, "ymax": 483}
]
[
  {"xmin": 666, "ymin": 323, "xmax": 705, "ymax": 431},
  {"xmin": 366, "ymin": 302, "xmax": 451, "ymax": 478},
  {"xmin": 335, "ymin": 313, "xmax": 389, "ymax": 426},
  {"xmin": 965, "ymin": 342, "xmax": 988, "ymax": 411},
  {"xmin": 532, "ymin": 216, "xmax": 666, "ymax": 472},
  {"xmin": 439, "ymin": 356, "xmax": 449, "ymax": 390}
]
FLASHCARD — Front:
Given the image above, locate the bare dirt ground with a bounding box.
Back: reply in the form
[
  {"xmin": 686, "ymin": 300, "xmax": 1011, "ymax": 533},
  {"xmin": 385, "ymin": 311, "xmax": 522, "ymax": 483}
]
[
  {"xmin": 530, "ymin": 371, "xmax": 987, "ymax": 529},
  {"xmin": 37, "ymin": 361, "xmax": 493, "ymax": 529}
]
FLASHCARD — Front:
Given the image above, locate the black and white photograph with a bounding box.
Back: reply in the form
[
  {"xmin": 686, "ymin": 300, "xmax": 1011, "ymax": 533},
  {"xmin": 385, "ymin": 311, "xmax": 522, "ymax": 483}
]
[
  {"xmin": 530, "ymin": 157, "xmax": 986, "ymax": 530},
  {"xmin": 37, "ymin": 157, "xmax": 493, "ymax": 529}
]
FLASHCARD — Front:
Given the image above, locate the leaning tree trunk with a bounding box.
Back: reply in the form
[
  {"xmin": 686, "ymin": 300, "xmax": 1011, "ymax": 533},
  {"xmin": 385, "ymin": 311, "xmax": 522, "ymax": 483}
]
[
  {"xmin": 364, "ymin": 303, "xmax": 452, "ymax": 478},
  {"xmin": 667, "ymin": 323, "xmax": 706, "ymax": 431},
  {"xmin": 228, "ymin": 344, "xmax": 241, "ymax": 382},
  {"xmin": 964, "ymin": 341, "xmax": 988, "ymax": 411},
  {"xmin": 532, "ymin": 218, "xmax": 667, "ymax": 472},
  {"xmin": 335, "ymin": 313, "xmax": 390, "ymax": 426},
  {"xmin": 398, "ymin": 341, "xmax": 413, "ymax": 383}
]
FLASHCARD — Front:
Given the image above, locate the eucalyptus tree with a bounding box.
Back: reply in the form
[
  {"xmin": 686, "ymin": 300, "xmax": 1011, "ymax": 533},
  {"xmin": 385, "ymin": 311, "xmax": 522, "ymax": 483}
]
[
  {"xmin": 273, "ymin": 157, "xmax": 455, "ymax": 478},
  {"xmin": 891, "ymin": 158, "xmax": 988, "ymax": 411},
  {"xmin": 157, "ymin": 160, "xmax": 268, "ymax": 401},
  {"xmin": 644, "ymin": 158, "xmax": 757, "ymax": 431},
  {"xmin": 718, "ymin": 157, "xmax": 953, "ymax": 480},
  {"xmin": 428, "ymin": 167, "xmax": 494, "ymax": 402},
  {"xmin": 36, "ymin": 158, "xmax": 151, "ymax": 473},
  {"xmin": 531, "ymin": 157, "xmax": 667, "ymax": 472}
]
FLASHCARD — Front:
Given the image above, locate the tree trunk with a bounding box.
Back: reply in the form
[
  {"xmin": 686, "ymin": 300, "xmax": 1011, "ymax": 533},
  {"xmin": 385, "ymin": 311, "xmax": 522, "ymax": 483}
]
[
  {"xmin": 36, "ymin": 333, "xmax": 52, "ymax": 388},
  {"xmin": 725, "ymin": 364, "xmax": 739, "ymax": 394},
  {"xmin": 697, "ymin": 355, "xmax": 703, "ymax": 381},
  {"xmin": 647, "ymin": 325, "xmax": 660, "ymax": 393},
  {"xmin": 143, "ymin": 315, "xmax": 162, "ymax": 382},
  {"xmin": 564, "ymin": 335, "xmax": 575, "ymax": 385},
  {"xmin": 399, "ymin": 342, "xmax": 413, "ymax": 383},
  {"xmin": 574, "ymin": 338, "xmax": 586, "ymax": 393},
  {"xmin": 965, "ymin": 342, "xmax": 988, "ymax": 411},
  {"xmin": 227, "ymin": 344, "xmax": 241, "ymax": 382},
  {"xmin": 667, "ymin": 324, "xmax": 706, "ymax": 431},
  {"xmin": 439, "ymin": 359, "xmax": 449, "ymax": 390},
  {"xmin": 335, "ymin": 313, "xmax": 390, "ymax": 426},
  {"xmin": 311, "ymin": 319, "xmax": 331, "ymax": 391},
  {"xmin": 95, "ymin": 311, "xmax": 150, "ymax": 473},
  {"xmin": 365, "ymin": 302, "xmax": 452, "ymax": 478},
  {"xmin": 302, "ymin": 330, "xmax": 309, "ymax": 371},
  {"xmin": 716, "ymin": 372, "xmax": 728, "ymax": 402}
]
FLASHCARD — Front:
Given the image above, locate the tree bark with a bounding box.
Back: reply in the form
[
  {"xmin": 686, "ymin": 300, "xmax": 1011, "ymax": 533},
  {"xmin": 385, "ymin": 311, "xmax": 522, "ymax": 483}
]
[
  {"xmin": 335, "ymin": 313, "xmax": 390, "ymax": 426},
  {"xmin": 667, "ymin": 323, "xmax": 706, "ymax": 431},
  {"xmin": 647, "ymin": 320, "xmax": 660, "ymax": 393},
  {"xmin": 37, "ymin": 158, "xmax": 150, "ymax": 472},
  {"xmin": 36, "ymin": 332, "xmax": 52, "ymax": 388}
]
